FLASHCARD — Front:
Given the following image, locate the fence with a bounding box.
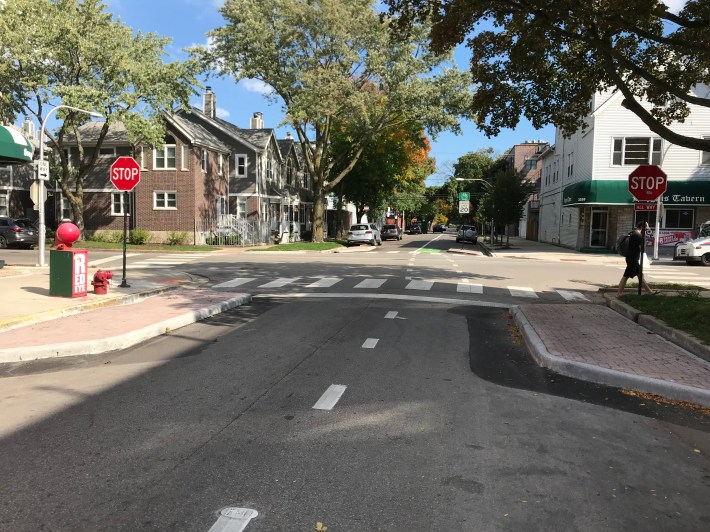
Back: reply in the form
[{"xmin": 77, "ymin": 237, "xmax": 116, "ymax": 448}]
[{"xmin": 196, "ymin": 215, "xmax": 271, "ymax": 247}]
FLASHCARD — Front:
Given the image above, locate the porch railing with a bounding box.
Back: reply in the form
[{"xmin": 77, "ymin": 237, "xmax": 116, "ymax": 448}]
[{"xmin": 196, "ymin": 215, "xmax": 271, "ymax": 246}]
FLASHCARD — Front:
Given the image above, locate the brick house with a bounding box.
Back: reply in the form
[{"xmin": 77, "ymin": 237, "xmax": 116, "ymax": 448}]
[{"xmin": 59, "ymin": 113, "xmax": 231, "ymax": 243}]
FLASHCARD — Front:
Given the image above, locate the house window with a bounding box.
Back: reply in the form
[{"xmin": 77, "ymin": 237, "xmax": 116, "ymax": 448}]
[
  {"xmin": 154, "ymin": 136, "xmax": 176, "ymax": 169},
  {"xmin": 61, "ymin": 197, "xmax": 72, "ymax": 220},
  {"xmin": 612, "ymin": 137, "xmax": 662, "ymax": 166},
  {"xmin": 236, "ymin": 155, "xmax": 247, "ymax": 176},
  {"xmin": 154, "ymin": 191, "xmax": 177, "ymax": 209},
  {"xmin": 702, "ymin": 137, "xmax": 710, "ymax": 166},
  {"xmin": 99, "ymin": 147, "xmax": 116, "ymax": 156},
  {"xmin": 523, "ymin": 158, "xmax": 536, "ymax": 173},
  {"xmin": 218, "ymin": 153, "xmax": 223, "ymax": 175},
  {"xmin": 181, "ymin": 145, "xmax": 188, "ymax": 170},
  {"xmin": 139, "ymin": 146, "xmax": 147, "ymax": 169},
  {"xmin": 201, "ymin": 148, "xmax": 207, "ymax": 172},
  {"xmin": 238, "ymin": 200, "xmax": 247, "ymax": 219},
  {"xmin": 111, "ymin": 192, "xmax": 131, "ymax": 216},
  {"xmin": 266, "ymin": 156, "xmax": 273, "ymax": 181},
  {"xmin": 664, "ymin": 208, "xmax": 694, "ymax": 229},
  {"xmin": 286, "ymin": 161, "xmax": 293, "ymax": 185},
  {"xmin": 0, "ymin": 192, "xmax": 8, "ymax": 216}
]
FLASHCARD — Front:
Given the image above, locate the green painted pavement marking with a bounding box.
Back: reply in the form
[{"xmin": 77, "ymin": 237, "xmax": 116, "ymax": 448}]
[{"xmin": 417, "ymin": 248, "xmax": 441, "ymax": 253}]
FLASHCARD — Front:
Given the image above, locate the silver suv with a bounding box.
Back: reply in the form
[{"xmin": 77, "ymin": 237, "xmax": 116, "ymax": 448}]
[
  {"xmin": 456, "ymin": 224, "xmax": 478, "ymax": 245},
  {"xmin": 0, "ymin": 216, "xmax": 39, "ymax": 249}
]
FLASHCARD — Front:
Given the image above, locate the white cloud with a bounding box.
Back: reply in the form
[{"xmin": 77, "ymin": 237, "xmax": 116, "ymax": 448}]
[
  {"xmin": 240, "ymin": 79, "xmax": 273, "ymax": 96},
  {"xmin": 216, "ymin": 107, "xmax": 230, "ymax": 119},
  {"xmin": 662, "ymin": 0, "xmax": 688, "ymax": 13}
]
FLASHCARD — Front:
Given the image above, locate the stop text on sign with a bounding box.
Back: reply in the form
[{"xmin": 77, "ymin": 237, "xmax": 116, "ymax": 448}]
[
  {"xmin": 111, "ymin": 167, "xmax": 139, "ymax": 181},
  {"xmin": 628, "ymin": 175, "xmax": 666, "ymax": 193},
  {"xmin": 110, "ymin": 156, "xmax": 141, "ymax": 192},
  {"xmin": 628, "ymin": 164, "xmax": 667, "ymax": 201}
]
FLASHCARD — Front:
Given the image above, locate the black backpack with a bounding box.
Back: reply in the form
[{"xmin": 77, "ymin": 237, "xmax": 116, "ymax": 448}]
[{"xmin": 617, "ymin": 233, "xmax": 631, "ymax": 256}]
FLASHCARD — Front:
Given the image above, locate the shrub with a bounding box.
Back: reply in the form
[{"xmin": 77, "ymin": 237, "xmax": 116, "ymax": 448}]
[
  {"xmin": 128, "ymin": 228, "xmax": 151, "ymax": 245},
  {"xmin": 166, "ymin": 231, "xmax": 189, "ymax": 246}
]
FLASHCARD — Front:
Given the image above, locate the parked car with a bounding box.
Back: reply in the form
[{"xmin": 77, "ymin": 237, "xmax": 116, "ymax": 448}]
[
  {"xmin": 456, "ymin": 224, "xmax": 478, "ymax": 244},
  {"xmin": 0, "ymin": 216, "xmax": 39, "ymax": 249},
  {"xmin": 347, "ymin": 223, "xmax": 382, "ymax": 246},
  {"xmin": 433, "ymin": 223, "xmax": 446, "ymax": 233},
  {"xmin": 381, "ymin": 224, "xmax": 402, "ymax": 241},
  {"xmin": 406, "ymin": 225, "xmax": 422, "ymax": 235}
]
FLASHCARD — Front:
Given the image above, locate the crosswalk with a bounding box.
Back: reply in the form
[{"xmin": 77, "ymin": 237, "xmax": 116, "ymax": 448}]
[
  {"xmin": 127, "ymin": 253, "xmax": 213, "ymax": 268},
  {"xmin": 211, "ymin": 275, "xmax": 590, "ymax": 301},
  {"xmin": 615, "ymin": 263, "xmax": 710, "ymax": 287}
]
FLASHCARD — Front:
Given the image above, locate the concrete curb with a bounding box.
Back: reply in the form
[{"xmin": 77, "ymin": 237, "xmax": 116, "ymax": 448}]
[
  {"xmin": 0, "ymin": 283, "xmax": 183, "ymax": 333},
  {"xmin": 0, "ymin": 294, "xmax": 252, "ymax": 363},
  {"xmin": 603, "ymin": 293, "xmax": 710, "ymax": 363},
  {"xmin": 511, "ymin": 306, "xmax": 710, "ymax": 408}
]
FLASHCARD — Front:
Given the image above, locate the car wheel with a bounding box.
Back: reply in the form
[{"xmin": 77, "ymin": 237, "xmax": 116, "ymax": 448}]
[
  {"xmin": 701, "ymin": 253, "xmax": 710, "ymax": 266},
  {"xmin": 0, "ymin": 236, "xmax": 7, "ymax": 249},
  {"xmin": 370, "ymin": 238, "xmax": 376, "ymax": 246}
]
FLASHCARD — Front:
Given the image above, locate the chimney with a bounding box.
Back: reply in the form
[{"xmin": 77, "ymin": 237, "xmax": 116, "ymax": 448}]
[
  {"xmin": 250, "ymin": 112, "xmax": 264, "ymax": 129},
  {"xmin": 203, "ymin": 86, "xmax": 216, "ymax": 119},
  {"xmin": 21, "ymin": 117, "xmax": 35, "ymax": 139},
  {"xmin": 286, "ymin": 132, "xmax": 293, "ymax": 140}
]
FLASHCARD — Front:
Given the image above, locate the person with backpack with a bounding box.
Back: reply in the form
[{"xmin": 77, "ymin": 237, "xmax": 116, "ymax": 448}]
[{"xmin": 617, "ymin": 221, "xmax": 654, "ymax": 296}]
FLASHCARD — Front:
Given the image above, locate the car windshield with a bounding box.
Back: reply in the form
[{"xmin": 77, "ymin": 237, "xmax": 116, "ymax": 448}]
[
  {"xmin": 383, "ymin": 225, "xmax": 396, "ymax": 229},
  {"xmin": 461, "ymin": 225, "xmax": 475, "ymax": 230},
  {"xmin": 351, "ymin": 225, "xmax": 369, "ymax": 231}
]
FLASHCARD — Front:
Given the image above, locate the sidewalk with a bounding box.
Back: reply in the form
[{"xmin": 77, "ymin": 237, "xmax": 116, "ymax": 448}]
[{"xmin": 1, "ymin": 240, "xmax": 709, "ymax": 408}]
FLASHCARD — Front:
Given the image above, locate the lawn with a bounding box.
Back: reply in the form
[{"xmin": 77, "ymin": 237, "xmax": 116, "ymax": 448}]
[
  {"xmin": 248, "ymin": 241, "xmax": 345, "ymax": 252},
  {"xmin": 619, "ymin": 287, "xmax": 710, "ymax": 345},
  {"xmin": 76, "ymin": 240, "xmax": 216, "ymax": 252}
]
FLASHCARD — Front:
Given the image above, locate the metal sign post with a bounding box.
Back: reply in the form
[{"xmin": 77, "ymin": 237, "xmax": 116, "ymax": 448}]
[{"xmin": 120, "ymin": 190, "xmax": 130, "ymax": 288}]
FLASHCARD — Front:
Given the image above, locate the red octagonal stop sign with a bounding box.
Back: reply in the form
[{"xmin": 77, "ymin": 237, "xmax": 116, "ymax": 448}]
[
  {"xmin": 110, "ymin": 156, "xmax": 141, "ymax": 192},
  {"xmin": 628, "ymin": 164, "xmax": 667, "ymax": 201}
]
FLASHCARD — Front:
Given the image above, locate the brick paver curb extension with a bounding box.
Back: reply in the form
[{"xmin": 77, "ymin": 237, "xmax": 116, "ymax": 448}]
[{"xmin": 511, "ymin": 304, "xmax": 710, "ymax": 408}]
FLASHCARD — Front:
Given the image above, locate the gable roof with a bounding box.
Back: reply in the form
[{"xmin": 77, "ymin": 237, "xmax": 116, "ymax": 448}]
[
  {"xmin": 187, "ymin": 106, "xmax": 263, "ymax": 152},
  {"xmin": 168, "ymin": 110, "xmax": 231, "ymax": 153}
]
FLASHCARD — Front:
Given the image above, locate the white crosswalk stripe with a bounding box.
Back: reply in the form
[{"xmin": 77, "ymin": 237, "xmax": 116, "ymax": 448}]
[
  {"xmin": 508, "ymin": 286, "xmax": 538, "ymax": 298},
  {"xmin": 405, "ymin": 280, "xmax": 434, "ymax": 290},
  {"xmin": 213, "ymin": 277, "xmax": 257, "ymax": 288},
  {"xmin": 556, "ymin": 289, "xmax": 589, "ymax": 302},
  {"xmin": 457, "ymin": 283, "xmax": 483, "ymax": 294},
  {"xmin": 306, "ymin": 277, "xmax": 342, "ymax": 288},
  {"xmin": 354, "ymin": 278, "xmax": 387, "ymax": 289},
  {"xmin": 258, "ymin": 277, "xmax": 300, "ymax": 288}
]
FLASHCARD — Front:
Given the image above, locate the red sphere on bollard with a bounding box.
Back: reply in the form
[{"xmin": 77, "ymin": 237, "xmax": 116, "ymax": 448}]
[{"xmin": 56, "ymin": 222, "xmax": 80, "ymax": 247}]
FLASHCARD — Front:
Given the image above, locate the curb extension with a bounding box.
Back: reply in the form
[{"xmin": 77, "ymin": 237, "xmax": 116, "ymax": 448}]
[
  {"xmin": 511, "ymin": 306, "xmax": 710, "ymax": 408},
  {"xmin": 0, "ymin": 294, "xmax": 252, "ymax": 363},
  {"xmin": 603, "ymin": 293, "xmax": 710, "ymax": 364},
  {"xmin": 0, "ymin": 283, "xmax": 183, "ymax": 333}
]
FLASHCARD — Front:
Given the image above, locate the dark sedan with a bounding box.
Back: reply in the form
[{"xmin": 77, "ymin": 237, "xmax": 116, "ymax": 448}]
[{"xmin": 381, "ymin": 224, "xmax": 402, "ymax": 241}]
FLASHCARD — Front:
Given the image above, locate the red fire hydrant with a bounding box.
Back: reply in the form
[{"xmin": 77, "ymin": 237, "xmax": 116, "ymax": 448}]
[{"xmin": 91, "ymin": 270, "xmax": 113, "ymax": 295}]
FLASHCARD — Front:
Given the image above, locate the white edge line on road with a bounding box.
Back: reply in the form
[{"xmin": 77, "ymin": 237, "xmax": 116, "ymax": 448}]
[
  {"xmin": 254, "ymin": 292, "xmax": 510, "ymax": 308},
  {"xmin": 313, "ymin": 384, "xmax": 348, "ymax": 410},
  {"xmin": 208, "ymin": 507, "xmax": 258, "ymax": 532},
  {"xmin": 385, "ymin": 311, "xmax": 398, "ymax": 319},
  {"xmin": 89, "ymin": 253, "xmax": 140, "ymax": 266},
  {"xmin": 362, "ymin": 338, "xmax": 379, "ymax": 348}
]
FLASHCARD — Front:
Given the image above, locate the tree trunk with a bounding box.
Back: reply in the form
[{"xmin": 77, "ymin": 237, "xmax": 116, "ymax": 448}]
[{"xmin": 312, "ymin": 188, "xmax": 326, "ymax": 242}]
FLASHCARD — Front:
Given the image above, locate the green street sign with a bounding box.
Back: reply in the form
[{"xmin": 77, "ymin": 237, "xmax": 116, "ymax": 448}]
[{"xmin": 458, "ymin": 192, "xmax": 470, "ymax": 201}]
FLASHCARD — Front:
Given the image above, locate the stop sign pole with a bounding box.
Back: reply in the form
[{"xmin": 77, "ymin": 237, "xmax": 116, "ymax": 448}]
[
  {"xmin": 628, "ymin": 165, "xmax": 667, "ymax": 294},
  {"xmin": 110, "ymin": 157, "xmax": 141, "ymax": 288}
]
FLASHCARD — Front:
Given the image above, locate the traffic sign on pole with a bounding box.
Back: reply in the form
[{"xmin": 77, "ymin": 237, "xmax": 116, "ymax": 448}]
[
  {"xmin": 458, "ymin": 200, "xmax": 470, "ymax": 214},
  {"xmin": 110, "ymin": 156, "xmax": 141, "ymax": 191},
  {"xmin": 628, "ymin": 165, "xmax": 667, "ymax": 201},
  {"xmin": 458, "ymin": 192, "xmax": 470, "ymax": 201}
]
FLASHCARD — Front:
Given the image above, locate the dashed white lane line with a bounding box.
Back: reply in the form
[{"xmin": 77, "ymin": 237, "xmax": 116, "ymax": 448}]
[
  {"xmin": 306, "ymin": 277, "xmax": 342, "ymax": 288},
  {"xmin": 385, "ymin": 311, "xmax": 399, "ymax": 319},
  {"xmin": 313, "ymin": 384, "xmax": 348, "ymax": 410},
  {"xmin": 258, "ymin": 277, "xmax": 300, "ymax": 288},
  {"xmin": 354, "ymin": 278, "xmax": 386, "ymax": 289},
  {"xmin": 508, "ymin": 286, "xmax": 539, "ymax": 298},
  {"xmin": 362, "ymin": 338, "xmax": 379, "ymax": 348},
  {"xmin": 457, "ymin": 283, "xmax": 483, "ymax": 294},
  {"xmin": 213, "ymin": 277, "xmax": 256, "ymax": 288},
  {"xmin": 556, "ymin": 289, "xmax": 589, "ymax": 302},
  {"xmin": 208, "ymin": 507, "xmax": 258, "ymax": 532}
]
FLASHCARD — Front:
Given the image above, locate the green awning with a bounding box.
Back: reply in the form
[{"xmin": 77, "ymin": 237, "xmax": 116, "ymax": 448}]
[
  {"xmin": 563, "ymin": 180, "xmax": 710, "ymax": 206},
  {"xmin": 0, "ymin": 125, "xmax": 33, "ymax": 164}
]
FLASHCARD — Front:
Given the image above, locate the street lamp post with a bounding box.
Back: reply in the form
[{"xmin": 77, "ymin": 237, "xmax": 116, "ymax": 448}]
[
  {"xmin": 455, "ymin": 177, "xmax": 495, "ymax": 245},
  {"xmin": 38, "ymin": 105, "xmax": 102, "ymax": 266}
]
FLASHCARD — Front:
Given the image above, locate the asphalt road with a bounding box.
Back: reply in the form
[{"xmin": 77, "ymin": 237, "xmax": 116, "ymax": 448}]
[{"xmin": 1, "ymin": 297, "xmax": 709, "ymax": 531}]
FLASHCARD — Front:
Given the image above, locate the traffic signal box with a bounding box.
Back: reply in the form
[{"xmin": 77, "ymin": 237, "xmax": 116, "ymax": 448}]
[{"xmin": 49, "ymin": 248, "xmax": 88, "ymax": 298}]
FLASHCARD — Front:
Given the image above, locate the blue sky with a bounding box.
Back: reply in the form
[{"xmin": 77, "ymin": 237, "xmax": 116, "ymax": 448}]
[{"xmin": 100, "ymin": 0, "xmax": 684, "ymax": 185}]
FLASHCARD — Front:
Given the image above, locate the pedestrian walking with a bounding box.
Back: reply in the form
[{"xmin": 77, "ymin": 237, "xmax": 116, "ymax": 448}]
[{"xmin": 617, "ymin": 221, "xmax": 654, "ymax": 296}]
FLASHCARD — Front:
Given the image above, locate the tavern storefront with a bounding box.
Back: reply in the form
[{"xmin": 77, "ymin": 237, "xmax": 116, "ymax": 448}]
[{"xmin": 560, "ymin": 180, "xmax": 710, "ymax": 250}]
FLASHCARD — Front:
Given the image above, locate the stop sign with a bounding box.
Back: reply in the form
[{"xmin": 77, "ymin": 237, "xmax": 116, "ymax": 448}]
[
  {"xmin": 110, "ymin": 156, "xmax": 141, "ymax": 192},
  {"xmin": 628, "ymin": 165, "xmax": 667, "ymax": 201}
]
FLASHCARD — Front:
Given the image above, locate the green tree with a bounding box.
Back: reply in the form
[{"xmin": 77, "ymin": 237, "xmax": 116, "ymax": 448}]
[
  {"xmin": 0, "ymin": 0, "xmax": 200, "ymax": 230},
  {"xmin": 386, "ymin": 0, "xmax": 710, "ymax": 152},
  {"xmin": 197, "ymin": 0, "xmax": 472, "ymax": 242},
  {"xmin": 479, "ymin": 164, "xmax": 534, "ymax": 246}
]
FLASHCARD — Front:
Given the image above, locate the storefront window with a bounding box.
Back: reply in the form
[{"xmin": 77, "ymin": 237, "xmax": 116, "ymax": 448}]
[{"xmin": 664, "ymin": 208, "xmax": 694, "ymax": 229}]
